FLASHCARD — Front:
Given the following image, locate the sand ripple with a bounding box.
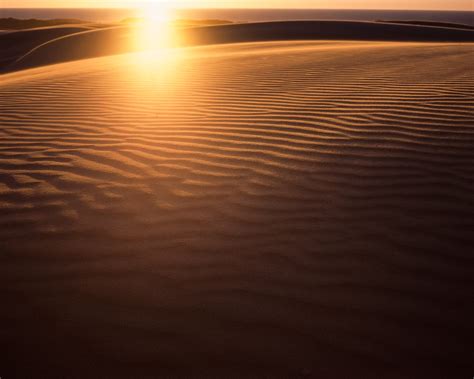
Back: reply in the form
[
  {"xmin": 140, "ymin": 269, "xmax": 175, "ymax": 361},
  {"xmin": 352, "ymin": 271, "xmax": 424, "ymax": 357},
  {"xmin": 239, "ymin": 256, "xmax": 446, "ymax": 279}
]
[{"xmin": 1, "ymin": 41, "xmax": 473, "ymax": 377}]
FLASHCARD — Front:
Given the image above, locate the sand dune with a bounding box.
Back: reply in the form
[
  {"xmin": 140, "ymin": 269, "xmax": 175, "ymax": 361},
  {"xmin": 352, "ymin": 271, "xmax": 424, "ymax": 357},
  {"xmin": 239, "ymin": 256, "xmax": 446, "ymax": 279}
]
[
  {"xmin": 1, "ymin": 20, "xmax": 473, "ymax": 73},
  {"xmin": 1, "ymin": 41, "xmax": 473, "ymax": 377},
  {"xmin": 5, "ymin": 26, "xmax": 136, "ymax": 73},
  {"xmin": 0, "ymin": 25, "xmax": 97, "ymax": 68},
  {"xmin": 181, "ymin": 19, "xmax": 474, "ymax": 44},
  {"xmin": 378, "ymin": 20, "xmax": 474, "ymax": 30}
]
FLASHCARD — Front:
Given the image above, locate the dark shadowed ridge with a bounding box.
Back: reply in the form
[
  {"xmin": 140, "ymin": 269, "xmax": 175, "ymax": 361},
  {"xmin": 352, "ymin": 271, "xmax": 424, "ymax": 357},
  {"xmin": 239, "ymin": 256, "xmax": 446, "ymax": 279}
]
[
  {"xmin": 181, "ymin": 20, "xmax": 474, "ymax": 45},
  {"xmin": 377, "ymin": 20, "xmax": 474, "ymax": 30},
  {"xmin": 0, "ymin": 25, "xmax": 96, "ymax": 68},
  {"xmin": 1, "ymin": 20, "xmax": 473, "ymax": 74}
]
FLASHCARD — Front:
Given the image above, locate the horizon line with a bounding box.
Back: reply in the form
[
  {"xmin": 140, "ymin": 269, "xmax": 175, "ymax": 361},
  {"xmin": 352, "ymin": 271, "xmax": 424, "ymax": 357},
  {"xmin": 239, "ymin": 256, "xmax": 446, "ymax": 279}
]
[{"xmin": 2, "ymin": 7, "xmax": 473, "ymax": 11}]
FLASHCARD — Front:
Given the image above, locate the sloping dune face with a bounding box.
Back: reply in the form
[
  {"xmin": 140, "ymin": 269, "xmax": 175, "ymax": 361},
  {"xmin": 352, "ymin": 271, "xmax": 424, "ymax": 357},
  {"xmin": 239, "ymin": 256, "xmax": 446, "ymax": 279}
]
[{"xmin": 1, "ymin": 42, "xmax": 473, "ymax": 377}]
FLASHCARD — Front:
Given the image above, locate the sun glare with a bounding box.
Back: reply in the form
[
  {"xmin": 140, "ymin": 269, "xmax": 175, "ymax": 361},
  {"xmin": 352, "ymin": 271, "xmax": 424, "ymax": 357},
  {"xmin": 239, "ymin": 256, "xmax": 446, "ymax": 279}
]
[{"xmin": 134, "ymin": 1, "xmax": 175, "ymax": 52}]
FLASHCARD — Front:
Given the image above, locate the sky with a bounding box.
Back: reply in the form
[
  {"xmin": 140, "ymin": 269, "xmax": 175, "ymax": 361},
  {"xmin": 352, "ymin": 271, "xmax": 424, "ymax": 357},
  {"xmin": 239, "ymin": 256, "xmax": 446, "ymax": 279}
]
[{"xmin": 2, "ymin": 0, "xmax": 473, "ymax": 10}]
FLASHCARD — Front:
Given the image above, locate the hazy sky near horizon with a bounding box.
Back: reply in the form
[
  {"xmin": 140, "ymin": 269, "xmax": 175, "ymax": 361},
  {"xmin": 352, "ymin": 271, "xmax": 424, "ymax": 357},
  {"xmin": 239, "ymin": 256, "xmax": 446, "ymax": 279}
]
[{"xmin": 2, "ymin": 0, "xmax": 473, "ymax": 10}]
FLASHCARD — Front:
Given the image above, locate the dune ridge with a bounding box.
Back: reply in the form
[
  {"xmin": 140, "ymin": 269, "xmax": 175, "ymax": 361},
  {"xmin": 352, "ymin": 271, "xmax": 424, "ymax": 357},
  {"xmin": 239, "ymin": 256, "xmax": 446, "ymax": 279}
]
[
  {"xmin": 1, "ymin": 41, "xmax": 473, "ymax": 377},
  {"xmin": 1, "ymin": 20, "xmax": 473, "ymax": 73},
  {"xmin": 0, "ymin": 25, "xmax": 97, "ymax": 68}
]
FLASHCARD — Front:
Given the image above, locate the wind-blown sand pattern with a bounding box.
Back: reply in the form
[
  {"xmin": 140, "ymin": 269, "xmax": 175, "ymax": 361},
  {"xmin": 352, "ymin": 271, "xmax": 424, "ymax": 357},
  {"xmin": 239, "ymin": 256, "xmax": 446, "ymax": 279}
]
[{"xmin": 1, "ymin": 41, "xmax": 473, "ymax": 377}]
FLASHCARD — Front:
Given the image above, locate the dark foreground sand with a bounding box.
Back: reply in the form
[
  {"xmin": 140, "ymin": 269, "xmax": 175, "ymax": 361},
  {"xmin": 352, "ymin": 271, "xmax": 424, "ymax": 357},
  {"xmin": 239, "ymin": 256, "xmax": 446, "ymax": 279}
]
[{"xmin": 1, "ymin": 28, "xmax": 473, "ymax": 378}]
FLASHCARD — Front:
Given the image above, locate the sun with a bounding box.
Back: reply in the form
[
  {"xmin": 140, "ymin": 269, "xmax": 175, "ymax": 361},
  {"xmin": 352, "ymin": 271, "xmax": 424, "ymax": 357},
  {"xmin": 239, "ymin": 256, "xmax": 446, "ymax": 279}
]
[
  {"xmin": 134, "ymin": 1, "xmax": 175, "ymax": 51},
  {"xmin": 138, "ymin": 1, "xmax": 172, "ymax": 23}
]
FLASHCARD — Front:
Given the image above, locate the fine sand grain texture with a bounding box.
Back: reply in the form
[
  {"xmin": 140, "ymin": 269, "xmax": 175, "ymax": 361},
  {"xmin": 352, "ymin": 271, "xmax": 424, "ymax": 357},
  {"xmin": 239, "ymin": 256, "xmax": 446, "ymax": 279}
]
[{"xmin": 1, "ymin": 41, "xmax": 473, "ymax": 378}]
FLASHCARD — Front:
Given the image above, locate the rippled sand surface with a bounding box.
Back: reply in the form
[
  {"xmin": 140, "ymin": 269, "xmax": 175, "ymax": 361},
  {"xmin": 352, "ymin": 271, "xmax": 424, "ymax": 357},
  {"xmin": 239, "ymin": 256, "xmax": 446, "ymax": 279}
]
[{"xmin": 1, "ymin": 41, "xmax": 473, "ymax": 378}]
